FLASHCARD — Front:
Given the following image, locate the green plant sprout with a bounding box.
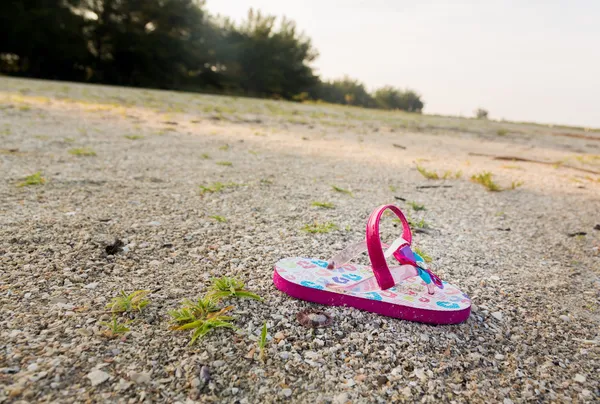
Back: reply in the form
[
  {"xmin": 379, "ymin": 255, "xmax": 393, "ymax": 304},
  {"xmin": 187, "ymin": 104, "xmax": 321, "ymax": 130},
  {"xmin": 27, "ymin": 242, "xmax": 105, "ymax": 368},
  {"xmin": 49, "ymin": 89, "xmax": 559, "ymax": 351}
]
[
  {"xmin": 510, "ymin": 180, "xmax": 524, "ymax": 190},
  {"xmin": 100, "ymin": 315, "xmax": 131, "ymax": 338},
  {"xmin": 301, "ymin": 221, "xmax": 338, "ymax": 234},
  {"xmin": 18, "ymin": 171, "xmax": 45, "ymax": 187},
  {"xmin": 169, "ymin": 302, "xmax": 235, "ymax": 345},
  {"xmin": 311, "ymin": 201, "xmax": 335, "ymax": 209},
  {"xmin": 106, "ymin": 290, "xmax": 150, "ymax": 313},
  {"xmin": 259, "ymin": 322, "xmax": 268, "ymax": 362},
  {"xmin": 413, "ymin": 247, "xmax": 432, "ymax": 263},
  {"xmin": 216, "ymin": 161, "xmax": 232, "ymax": 166},
  {"xmin": 124, "ymin": 135, "xmax": 143, "ymax": 140},
  {"xmin": 209, "ymin": 215, "xmax": 227, "ymax": 222},
  {"xmin": 331, "ymin": 185, "xmax": 353, "ymax": 196},
  {"xmin": 416, "ymin": 165, "xmax": 439, "ymax": 180},
  {"xmin": 409, "ymin": 201, "xmax": 426, "ymax": 211},
  {"xmin": 207, "ymin": 277, "xmax": 262, "ymax": 301},
  {"xmin": 69, "ymin": 147, "xmax": 96, "ymax": 156},
  {"xmin": 471, "ymin": 171, "xmax": 502, "ymax": 192}
]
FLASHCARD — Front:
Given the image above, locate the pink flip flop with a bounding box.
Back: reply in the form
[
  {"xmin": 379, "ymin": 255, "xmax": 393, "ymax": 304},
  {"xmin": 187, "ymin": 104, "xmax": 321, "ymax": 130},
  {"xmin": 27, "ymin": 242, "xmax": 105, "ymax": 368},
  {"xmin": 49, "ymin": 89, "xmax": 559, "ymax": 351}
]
[{"xmin": 273, "ymin": 204, "xmax": 471, "ymax": 324}]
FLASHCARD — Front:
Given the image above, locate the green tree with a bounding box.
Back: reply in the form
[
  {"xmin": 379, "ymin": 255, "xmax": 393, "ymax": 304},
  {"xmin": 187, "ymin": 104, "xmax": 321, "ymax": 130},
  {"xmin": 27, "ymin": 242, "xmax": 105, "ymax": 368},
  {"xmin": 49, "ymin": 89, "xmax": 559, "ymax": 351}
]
[
  {"xmin": 214, "ymin": 9, "xmax": 319, "ymax": 98},
  {"xmin": 373, "ymin": 86, "xmax": 424, "ymax": 112},
  {"xmin": 313, "ymin": 77, "xmax": 375, "ymax": 107}
]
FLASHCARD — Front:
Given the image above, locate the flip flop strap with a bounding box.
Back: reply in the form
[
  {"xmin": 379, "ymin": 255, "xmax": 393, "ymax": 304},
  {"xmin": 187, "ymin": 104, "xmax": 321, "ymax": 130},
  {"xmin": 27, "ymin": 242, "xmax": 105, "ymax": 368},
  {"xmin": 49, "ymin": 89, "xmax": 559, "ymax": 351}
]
[{"xmin": 366, "ymin": 204, "xmax": 413, "ymax": 290}]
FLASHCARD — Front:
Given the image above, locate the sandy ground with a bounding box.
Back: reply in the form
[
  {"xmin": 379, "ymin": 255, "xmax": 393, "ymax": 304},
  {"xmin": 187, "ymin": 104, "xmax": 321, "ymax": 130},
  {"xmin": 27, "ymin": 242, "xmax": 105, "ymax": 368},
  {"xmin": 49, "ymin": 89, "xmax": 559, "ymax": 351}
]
[{"xmin": 1, "ymin": 77, "xmax": 599, "ymax": 403}]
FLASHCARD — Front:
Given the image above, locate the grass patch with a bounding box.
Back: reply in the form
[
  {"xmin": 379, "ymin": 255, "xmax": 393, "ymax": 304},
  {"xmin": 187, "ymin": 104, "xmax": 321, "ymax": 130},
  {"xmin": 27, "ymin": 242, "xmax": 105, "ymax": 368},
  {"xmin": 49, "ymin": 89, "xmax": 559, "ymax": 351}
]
[
  {"xmin": 199, "ymin": 182, "xmax": 238, "ymax": 194},
  {"xmin": 169, "ymin": 299, "xmax": 235, "ymax": 345},
  {"xmin": 219, "ymin": 144, "xmax": 230, "ymax": 151},
  {"xmin": 100, "ymin": 315, "xmax": 131, "ymax": 338},
  {"xmin": 331, "ymin": 185, "xmax": 353, "ymax": 196},
  {"xmin": 206, "ymin": 277, "xmax": 262, "ymax": 301},
  {"xmin": 259, "ymin": 322, "xmax": 268, "ymax": 362},
  {"xmin": 169, "ymin": 276, "xmax": 261, "ymax": 345},
  {"xmin": 106, "ymin": 290, "xmax": 150, "ymax": 313},
  {"xmin": 497, "ymin": 128, "xmax": 508, "ymax": 136},
  {"xmin": 442, "ymin": 170, "xmax": 462, "ymax": 179},
  {"xmin": 408, "ymin": 201, "xmax": 426, "ymax": 211},
  {"xmin": 216, "ymin": 161, "xmax": 232, "ymax": 166},
  {"xmin": 209, "ymin": 215, "xmax": 227, "ymax": 222},
  {"xmin": 124, "ymin": 135, "xmax": 143, "ymax": 140},
  {"xmin": 311, "ymin": 201, "xmax": 335, "ymax": 209},
  {"xmin": 301, "ymin": 221, "xmax": 338, "ymax": 234},
  {"xmin": 63, "ymin": 137, "xmax": 76, "ymax": 143},
  {"xmin": 416, "ymin": 165, "xmax": 440, "ymax": 180},
  {"xmin": 413, "ymin": 247, "xmax": 432, "ymax": 263},
  {"xmin": 69, "ymin": 147, "xmax": 96, "ymax": 157},
  {"xmin": 18, "ymin": 171, "xmax": 45, "ymax": 187},
  {"xmin": 510, "ymin": 180, "xmax": 524, "ymax": 190},
  {"xmin": 471, "ymin": 171, "xmax": 502, "ymax": 192},
  {"xmin": 201, "ymin": 153, "xmax": 211, "ymax": 159}
]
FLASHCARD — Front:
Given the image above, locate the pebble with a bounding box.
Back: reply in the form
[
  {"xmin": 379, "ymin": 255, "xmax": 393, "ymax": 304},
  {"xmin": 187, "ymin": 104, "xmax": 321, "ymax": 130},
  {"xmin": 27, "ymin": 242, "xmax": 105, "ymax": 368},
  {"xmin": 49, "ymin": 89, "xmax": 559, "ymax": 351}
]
[
  {"xmin": 573, "ymin": 374, "xmax": 586, "ymax": 383},
  {"xmin": 129, "ymin": 371, "xmax": 151, "ymax": 384},
  {"xmin": 333, "ymin": 392, "xmax": 348, "ymax": 404},
  {"xmin": 199, "ymin": 366, "xmax": 210, "ymax": 383},
  {"xmin": 377, "ymin": 375, "xmax": 388, "ymax": 386},
  {"xmin": 491, "ymin": 312, "xmax": 503, "ymax": 321},
  {"xmin": 84, "ymin": 282, "xmax": 99, "ymax": 289},
  {"xmin": 281, "ymin": 388, "xmax": 292, "ymax": 397},
  {"xmin": 86, "ymin": 370, "xmax": 110, "ymax": 386},
  {"xmin": 559, "ymin": 315, "xmax": 570, "ymax": 322},
  {"xmin": 495, "ymin": 354, "xmax": 505, "ymax": 360}
]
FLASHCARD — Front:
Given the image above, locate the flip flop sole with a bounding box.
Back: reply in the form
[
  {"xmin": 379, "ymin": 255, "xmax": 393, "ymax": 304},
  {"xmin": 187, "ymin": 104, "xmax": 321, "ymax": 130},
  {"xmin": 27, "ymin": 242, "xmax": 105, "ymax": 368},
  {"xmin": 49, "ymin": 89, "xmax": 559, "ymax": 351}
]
[{"xmin": 274, "ymin": 258, "xmax": 471, "ymax": 325}]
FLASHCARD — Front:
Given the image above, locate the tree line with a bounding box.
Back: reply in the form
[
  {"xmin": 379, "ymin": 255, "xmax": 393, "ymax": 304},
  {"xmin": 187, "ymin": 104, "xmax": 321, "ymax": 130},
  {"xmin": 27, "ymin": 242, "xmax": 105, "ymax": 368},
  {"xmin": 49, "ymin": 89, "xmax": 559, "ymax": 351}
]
[{"xmin": 0, "ymin": 0, "xmax": 424, "ymax": 112}]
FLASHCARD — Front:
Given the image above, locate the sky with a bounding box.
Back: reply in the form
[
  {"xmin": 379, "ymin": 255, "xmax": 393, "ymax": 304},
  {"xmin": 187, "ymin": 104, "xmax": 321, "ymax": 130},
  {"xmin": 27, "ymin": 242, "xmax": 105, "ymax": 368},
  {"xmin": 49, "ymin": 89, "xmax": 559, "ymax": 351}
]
[{"xmin": 207, "ymin": 0, "xmax": 600, "ymax": 128}]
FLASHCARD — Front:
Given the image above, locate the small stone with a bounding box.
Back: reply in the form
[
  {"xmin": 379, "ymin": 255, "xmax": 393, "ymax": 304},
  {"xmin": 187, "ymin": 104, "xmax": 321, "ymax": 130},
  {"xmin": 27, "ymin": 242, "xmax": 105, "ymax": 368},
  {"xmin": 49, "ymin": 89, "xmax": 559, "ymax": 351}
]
[
  {"xmin": 274, "ymin": 332, "xmax": 285, "ymax": 342},
  {"xmin": 148, "ymin": 221, "xmax": 161, "ymax": 226},
  {"xmin": 116, "ymin": 378, "xmax": 132, "ymax": 391},
  {"xmin": 212, "ymin": 360, "xmax": 225, "ymax": 368},
  {"xmin": 333, "ymin": 392, "xmax": 349, "ymax": 404},
  {"xmin": 87, "ymin": 370, "xmax": 110, "ymax": 386},
  {"xmin": 419, "ymin": 333, "xmax": 430, "ymax": 342},
  {"xmin": 495, "ymin": 354, "xmax": 505, "ymax": 360},
  {"xmin": 559, "ymin": 315, "xmax": 570, "ymax": 322},
  {"xmin": 27, "ymin": 363, "xmax": 39, "ymax": 372},
  {"xmin": 413, "ymin": 368, "xmax": 426, "ymax": 381},
  {"xmin": 573, "ymin": 374, "xmax": 586, "ymax": 383},
  {"xmin": 491, "ymin": 312, "xmax": 503, "ymax": 321},
  {"xmin": 504, "ymin": 399, "xmax": 514, "ymax": 404},
  {"xmin": 191, "ymin": 377, "xmax": 201, "ymax": 388},
  {"xmin": 24, "ymin": 292, "xmax": 32, "ymax": 299},
  {"xmin": 63, "ymin": 279, "xmax": 73, "ymax": 287},
  {"xmin": 354, "ymin": 374, "xmax": 367, "ymax": 382},
  {"xmin": 279, "ymin": 352, "xmax": 289, "ymax": 360},
  {"xmin": 129, "ymin": 371, "xmax": 151, "ymax": 384},
  {"xmin": 50, "ymin": 297, "xmax": 68, "ymax": 305},
  {"xmin": 84, "ymin": 282, "xmax": 99, "ymax": 289},
  {"xmin": 231, "ymin": 387, "xmax": 239, "ymax": 395},
  {"xmin": 281, "ymin": 388, "xmax": 292, "ymax": 397},
  {"xmin": 490, "ymin": 275, "xmax": 500, "ymax": 281},
  {"xmin": 376, "ymin": 375, "xmax": 388, "ymax": 386},
  {"xmin": 199, "ymin": 366, "xmax": 210, "ymax": 383}
]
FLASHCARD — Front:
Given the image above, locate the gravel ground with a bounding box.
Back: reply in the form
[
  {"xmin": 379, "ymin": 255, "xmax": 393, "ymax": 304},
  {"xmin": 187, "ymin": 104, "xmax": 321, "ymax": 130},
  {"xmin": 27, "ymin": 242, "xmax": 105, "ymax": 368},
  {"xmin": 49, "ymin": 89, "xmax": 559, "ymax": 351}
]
[{"xmin": 1, "ymin": 77, "xmax": 599, "ymax": 403}]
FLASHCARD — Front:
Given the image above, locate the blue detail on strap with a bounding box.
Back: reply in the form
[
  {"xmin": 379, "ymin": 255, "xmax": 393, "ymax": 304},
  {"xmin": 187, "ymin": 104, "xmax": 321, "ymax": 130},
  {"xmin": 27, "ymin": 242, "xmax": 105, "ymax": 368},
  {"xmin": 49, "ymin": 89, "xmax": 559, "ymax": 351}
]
[
  {"xmin": 311, "ymin": 260, "xmax": 329, "ymax": 268},
  {"xmin": 300, "ymin": 281, "xmax": 324, "ymax": 290},
  {"xmin": 436, "ymin": 301, "xmax": 460, "ymax": 309}
]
